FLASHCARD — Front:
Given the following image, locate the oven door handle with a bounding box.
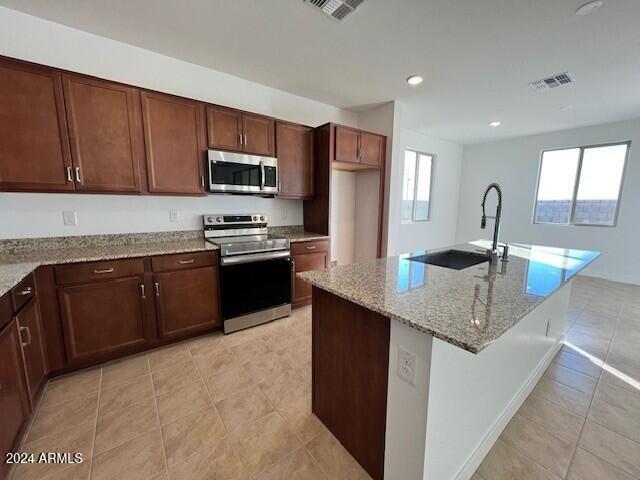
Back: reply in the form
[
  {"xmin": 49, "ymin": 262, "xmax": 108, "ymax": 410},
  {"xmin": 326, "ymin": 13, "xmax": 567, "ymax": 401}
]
[{"xmin": 221, "ymin": 250, "xmax": 290, "ymax": 266}]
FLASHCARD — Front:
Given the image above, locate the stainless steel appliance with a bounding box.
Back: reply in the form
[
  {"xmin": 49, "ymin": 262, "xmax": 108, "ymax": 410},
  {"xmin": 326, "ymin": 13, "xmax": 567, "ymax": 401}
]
[
  {"xmin": 204, "ymin": 214, "xmax": 291, "ymax": 333},
  {"xmin": 206, "ymin": 150, "xmax": 278, "ymax": 196}
]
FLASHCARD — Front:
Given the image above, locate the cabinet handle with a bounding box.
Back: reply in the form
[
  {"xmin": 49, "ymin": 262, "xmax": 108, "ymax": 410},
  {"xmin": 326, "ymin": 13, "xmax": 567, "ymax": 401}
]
[
  {"xmin": 154, "ymin": 282, "xmax": 160, "ymax": 297},
  {"xmin": 17, "ymin": 286, "xmax": 33, "ymax": 296},
  {"xmin": 291, "ymin": 259, "xmax": 296, "ymax": 272},
  {"xmin": 305, "ymin": 245, "xmax": 317, "ymax": 250},
  {"xmin": 201, "ymin": 175, "xmax": 205, "ymax": 187},
  {"xmin": 239, "ymin": 133, "xmax": 243, "ymax": 146},
  {"xmin": 140, "ymin": 284, "xmax": 146, "ymax": 299},
  {"xmin": 75, "ymin": 166, "xmax": 82, "ymax": 183},
  {"xmin": 243, "ymin": 133, "xmax": 247, "ymax": 146},
  {"xmin": 66, "ymin": 166, "xmax": 73, "ymax": 182},
  {"xmin": 93, "ymin": 268, "xmax": 114, "ymax": 274},
  {"xmin": 178, "ymin": 259, "xmax": 195, "ymax": 265},
  {"xmin": 19, "ymin": 326, "xmax": 31, "ymax": 347}
]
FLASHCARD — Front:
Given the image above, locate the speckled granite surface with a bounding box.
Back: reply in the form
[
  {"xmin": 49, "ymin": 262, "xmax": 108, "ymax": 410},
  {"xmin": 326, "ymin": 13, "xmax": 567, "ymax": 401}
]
[
  {"xmin": 0, "ymin": 231, "xmax": 218, "ymax": 297},
  {"xmin": 0, "ymin": 228, "xmax": 329, "ymax": 297},
  {"xmin": 298, "ymin": 240, "xmax": 600, "ymax": 354},
  {"xmin": 269, "ymin": 225, "xmax": 329, "ymax": 243}
]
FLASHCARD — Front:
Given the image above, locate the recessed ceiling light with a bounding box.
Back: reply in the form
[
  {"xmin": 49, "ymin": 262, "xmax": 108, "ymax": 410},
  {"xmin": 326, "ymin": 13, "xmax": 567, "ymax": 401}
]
[
  {"xmin": 489, "ymin": 121, "xmax": 501, "ymax": 127},
  {"xmin": 576, "ymin": 1, "xmax": 603, "ymax": 15},
  {"xmin": 406, "ymin": 75, "xmax": 423, "ymax": 86}
]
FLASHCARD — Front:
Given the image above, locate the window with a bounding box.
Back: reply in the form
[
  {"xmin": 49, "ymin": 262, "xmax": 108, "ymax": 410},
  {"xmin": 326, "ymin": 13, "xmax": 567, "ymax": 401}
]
[
  {"xmin": 533, "ymin": 142, "xmax": 629, "ymax": 226},
  {"xmin": 402, "ymin": 150, "xmax": 434, "ymax": 222}
]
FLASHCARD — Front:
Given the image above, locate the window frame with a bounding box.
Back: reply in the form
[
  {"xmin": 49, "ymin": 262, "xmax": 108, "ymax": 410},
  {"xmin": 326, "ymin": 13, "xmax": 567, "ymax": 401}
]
[
  {"xmin": 532, "ymin": 141, "xmax": 631, "ymax": 227},
  {"xmin": 401, "ymin": 149, "xmax": 435, "ymax": 223}
]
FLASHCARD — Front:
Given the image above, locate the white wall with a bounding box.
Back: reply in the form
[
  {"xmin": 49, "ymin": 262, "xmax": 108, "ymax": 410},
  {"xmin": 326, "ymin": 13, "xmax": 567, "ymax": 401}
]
[
  {"xmin": 456, "ymin": 118, "xmax": 640, "ymax": 285},
  {"xmin": 0, "ymin": 6, "xmax": 357, "ymax": 239},
  {"xmin": 385, "ymin": 111, "xmax": 464, "ymax": 256}
]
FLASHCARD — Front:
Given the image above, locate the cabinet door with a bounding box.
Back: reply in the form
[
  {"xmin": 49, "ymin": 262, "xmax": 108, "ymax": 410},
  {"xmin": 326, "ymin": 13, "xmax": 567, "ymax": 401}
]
[
  {"xmin": 16, "ymin": 300, "xmax": 48, "ymax": 403},
  {"xmin": 360, "ymin": 132, "xmax": 384, "ymax": 168},
  {"xmin": 276, "ymin": 122, "xmax": 314, "ymax": 199},
  {"xmin": 58, "ymin": 276, "xmax": 150, "ymax": 364},
  {"xmin": 207, "ymin": 105, "xmax": 243, "ymax": 152},
  {"xmin": 154, "ymin": 267, "xmax": 220, "ymax": 341},
  {"xmin": 62, "ymin": 74, "xmax": 143, "ymax": 193},
  {"xmin": 334, "ymin": 126, "xmax": 361, "ymax": 164},
  {"xmin": 292, "ymin": 252, "xmax": 328, "ymax": 307},
  {"xmin": 0, "ymin": 58, "xmax": 73, "ymax": 192},
  {"xmin": 0, "ymin": 321, "xmax": 31, "ymax": 480},
  {"xmin": 243, "ymin": 113, "xmax": 275, "ymax": 157},
  {"xmin": 141, "ymin": 91, "xmax": 206, "ymax": 194}
]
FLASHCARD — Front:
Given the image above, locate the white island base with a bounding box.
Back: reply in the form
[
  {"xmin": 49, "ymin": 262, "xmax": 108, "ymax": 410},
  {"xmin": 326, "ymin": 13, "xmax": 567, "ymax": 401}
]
[{"xmin": 384, "ymin": 281, "xmax": 572, "ymax": 480}]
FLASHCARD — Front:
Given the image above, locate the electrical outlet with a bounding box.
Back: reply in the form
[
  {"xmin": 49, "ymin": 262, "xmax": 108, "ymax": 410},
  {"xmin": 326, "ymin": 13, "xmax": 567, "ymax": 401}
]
[
  {"xmin": 169, "ymin": 210, "xmax": 179, "ymax": 223},
  {"xmin": 397, "ymin": 345, "xmax": 416, "ymax": 385},
  {"xmin": 62, "ymin": 211, "xmax": 77, "ymax": 226}
]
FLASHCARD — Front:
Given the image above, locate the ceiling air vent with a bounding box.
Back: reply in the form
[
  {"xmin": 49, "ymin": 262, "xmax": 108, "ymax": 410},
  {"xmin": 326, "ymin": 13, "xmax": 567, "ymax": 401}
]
[
  {"xmin": 529, "ymin": 72, "xmax": 576, "ymax": 91},
  {"xmin": 304, "ymin": 0, "xmax": 365, "ymax": 22}
]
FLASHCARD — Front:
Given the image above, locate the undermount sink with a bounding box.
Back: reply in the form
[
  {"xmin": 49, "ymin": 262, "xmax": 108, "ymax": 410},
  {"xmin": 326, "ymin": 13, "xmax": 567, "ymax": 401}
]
[{"xmin": 408, "ymin": 249, "xmax": 491, "ymax": 270}]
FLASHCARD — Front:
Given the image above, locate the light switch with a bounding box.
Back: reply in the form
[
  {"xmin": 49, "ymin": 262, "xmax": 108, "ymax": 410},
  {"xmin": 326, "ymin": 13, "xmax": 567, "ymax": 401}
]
[
  {"xmin": 169, "ymin": 210, "xmax": 179, "ymax": 223},
  {"xmin": 62, "ymin": 211, "xmax": 77, "ymax": 226}
]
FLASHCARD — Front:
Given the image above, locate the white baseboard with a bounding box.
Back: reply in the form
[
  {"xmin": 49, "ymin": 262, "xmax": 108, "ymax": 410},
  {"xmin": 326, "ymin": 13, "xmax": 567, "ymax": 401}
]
[{"xmin": 454, "ymin": 338, "xmax": 563, "ymax": 480}]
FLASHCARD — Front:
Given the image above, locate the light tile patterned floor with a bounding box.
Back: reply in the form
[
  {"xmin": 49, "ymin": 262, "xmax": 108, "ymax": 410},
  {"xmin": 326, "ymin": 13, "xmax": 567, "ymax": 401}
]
[
  {"xmin": 476, "ymin": 275, "xmax": 640, "ymax": 480},
  {"xmin": 9, "ymin": 275, "xmax": 640, "ymax": 480}
]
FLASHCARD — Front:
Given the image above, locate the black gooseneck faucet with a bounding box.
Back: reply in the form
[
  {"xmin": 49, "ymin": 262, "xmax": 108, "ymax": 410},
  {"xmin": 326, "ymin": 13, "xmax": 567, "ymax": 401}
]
[{"xmin": 481, "ymin": 183, "xmax": 507, "ymax": 261}]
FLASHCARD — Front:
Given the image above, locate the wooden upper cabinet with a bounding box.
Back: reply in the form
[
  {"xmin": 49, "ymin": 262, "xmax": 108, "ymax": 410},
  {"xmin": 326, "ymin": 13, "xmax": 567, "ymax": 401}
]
[
  {"xmin": 276, "ymin": 121, "xmax": 314, "ymax": 199},
  {"xmin": 207, "ymin": 105, "xmax": 275, "ymax": 156},
  {"xmin": 0, "ymin": 58, "xmax": 73, "ymax": 192},
  {"xmin": 62, "ymin": 74, "xmax": 144, "ymax": 193},
  {"xmin": 207, "ymin": 105, "xmax": 243, "ymax": 152},
  {"xmin": 0, "ymin": 320, "xmax": 31, "ymax": 480},
  {"xmin": 360, "ymin": 132, "xmax": 385, "ymax": 167},
  {"xmin": 141, "ymin": 91, "xmax": 206, "ymax": 195},
  {"xmin": 334, "ymin": 126, "xmax": 360, "ymax": 164},
  {"xmin": 243, "ymin": 113, "xmax": 275, "ymax": 156}
]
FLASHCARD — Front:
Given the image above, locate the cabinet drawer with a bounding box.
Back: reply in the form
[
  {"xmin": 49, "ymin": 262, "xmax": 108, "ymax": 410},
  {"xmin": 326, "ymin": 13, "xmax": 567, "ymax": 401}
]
[
  {"xmin": 11, "ymin": 273, "xmax": 35, "ymax": 313},
  {"xmin": 291, "ymin": 239, "xmax": 329, "ymax": 256},
  {"xmin": 55, "ymin": 259, "xmax": 145, "ymax": 285},
  {"xmin": 151, "ymin": 251, "xmax": 217, "ymax": 273}
]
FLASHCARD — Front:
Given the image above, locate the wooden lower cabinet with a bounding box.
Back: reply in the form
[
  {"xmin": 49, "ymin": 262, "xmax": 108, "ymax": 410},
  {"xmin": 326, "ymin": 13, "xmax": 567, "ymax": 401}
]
[
  {"xmin": 153, "ymin": 266, "xmax": 221, "ymax": 340},
  {"xmin": 292, "ymin": 240, "xmax": 329, "ymax": 308},
  {"xmin": 0, "ymin": 320, "xmax": 31, "ymax": 480},
  {"xmin": 58, "ymin": 275, "xmax": 151, "ymax": 365},
  {"xmin": 16, "ymin": 299, "xmax": 48, "ymax": 403}
]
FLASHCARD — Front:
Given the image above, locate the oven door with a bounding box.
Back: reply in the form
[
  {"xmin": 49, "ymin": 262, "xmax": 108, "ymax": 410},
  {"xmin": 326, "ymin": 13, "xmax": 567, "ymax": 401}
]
[
  {"xmin": 208, "ymin": 150, "xmax": 278, "ymax": 195},
  {"xmin": 219, "ymin": 251, "xmax": 292, "ymax": 332}
]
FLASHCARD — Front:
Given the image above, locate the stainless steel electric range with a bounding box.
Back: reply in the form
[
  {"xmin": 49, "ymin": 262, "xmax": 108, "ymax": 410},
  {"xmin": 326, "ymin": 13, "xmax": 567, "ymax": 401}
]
[{"xmin": 204, "ymin": 214, "xmax": 291, "ymax": 334}]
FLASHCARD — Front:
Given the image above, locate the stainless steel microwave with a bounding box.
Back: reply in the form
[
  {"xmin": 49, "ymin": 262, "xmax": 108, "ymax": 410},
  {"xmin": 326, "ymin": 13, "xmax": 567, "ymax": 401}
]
[{"xmin": 207, "ymin": 150, "xmax": 278, "ymax": 196}]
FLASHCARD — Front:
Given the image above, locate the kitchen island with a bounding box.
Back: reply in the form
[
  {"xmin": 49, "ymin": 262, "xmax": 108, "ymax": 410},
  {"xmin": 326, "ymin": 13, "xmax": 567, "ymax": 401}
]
[{"xmin": 299, "ymin": 240, "xmax": 599, "ymax": 480}]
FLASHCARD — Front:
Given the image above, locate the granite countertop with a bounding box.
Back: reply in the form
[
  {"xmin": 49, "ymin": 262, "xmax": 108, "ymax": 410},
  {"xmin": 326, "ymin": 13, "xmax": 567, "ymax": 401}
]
[
  {"xmin": 299, "ymin": 240, "xmax": 600, "ymax": 354},
  {"xmin": 0, "ymin": 226, "xmax": 329, "ymax": 297}
]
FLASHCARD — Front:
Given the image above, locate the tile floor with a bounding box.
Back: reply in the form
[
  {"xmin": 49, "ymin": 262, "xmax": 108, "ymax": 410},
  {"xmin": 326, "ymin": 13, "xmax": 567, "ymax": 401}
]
[
  {"xmin": 475, "ymin": 275, "xmax": 640, "ymax": 480},
  {"xmin": 8, "ymin": 275, "xmax": 640, "ymax": 480}
]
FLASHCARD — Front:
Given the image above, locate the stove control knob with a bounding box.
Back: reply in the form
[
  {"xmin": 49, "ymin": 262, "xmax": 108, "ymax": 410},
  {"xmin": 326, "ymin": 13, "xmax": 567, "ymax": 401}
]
[
  {"xmin": 216, "ymin": 216, "xmax": 222, "ymax": 223},
  {"xmin": 253, "ymin": 215, "xmax": 258, "ymax": 221},
  {"xmin": 260, "ymin": 215, "xmax": 266, "ymax": 221},
  {"xmin": 206, "ymin": 216, "xmax": 214, "ymax": 223}
]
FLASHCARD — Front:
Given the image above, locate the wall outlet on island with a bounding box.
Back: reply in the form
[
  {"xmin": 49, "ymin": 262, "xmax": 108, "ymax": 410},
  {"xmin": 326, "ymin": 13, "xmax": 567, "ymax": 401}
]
[
  {"xmin": 62, "ymin": 211, "xmax": 78, "ymax": 226},
  {"xmin": 397, "ymin": 345, "xmax": 416, "ymax": 385},
  {"xmin": 169, "ymin": 210, "xmax": 180, "ymax": 223}
]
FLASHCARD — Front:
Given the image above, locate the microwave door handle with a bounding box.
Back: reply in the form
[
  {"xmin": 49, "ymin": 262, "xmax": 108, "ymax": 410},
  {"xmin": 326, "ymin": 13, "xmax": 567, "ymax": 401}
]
[{"xmin": 260, "ymin": 160, "xmax": 265, "ymax": 191}]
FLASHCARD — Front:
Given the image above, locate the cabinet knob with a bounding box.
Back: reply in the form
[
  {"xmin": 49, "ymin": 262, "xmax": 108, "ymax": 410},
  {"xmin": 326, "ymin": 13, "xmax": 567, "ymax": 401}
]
[
  {"xmin": 140, "ymin": 284, "xmax": 146, "ymax": 299},
  {"xmin": 178, "ymin": 259, "xmax": 195, "ymax": 265},
  {"xmin": 305, "ymin": 245, "xmax": 317, "ymax": 250},
  {"xmin": 94, "ymin": 268, "xmax": 114, "ymax": 274},
  {"xmin": 66, "ymin": 166, "xmax": 73, "ymax": 182},
  {"xmin": 75, "ymin": 166, "xmax": 82, "ymax": 183}
]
